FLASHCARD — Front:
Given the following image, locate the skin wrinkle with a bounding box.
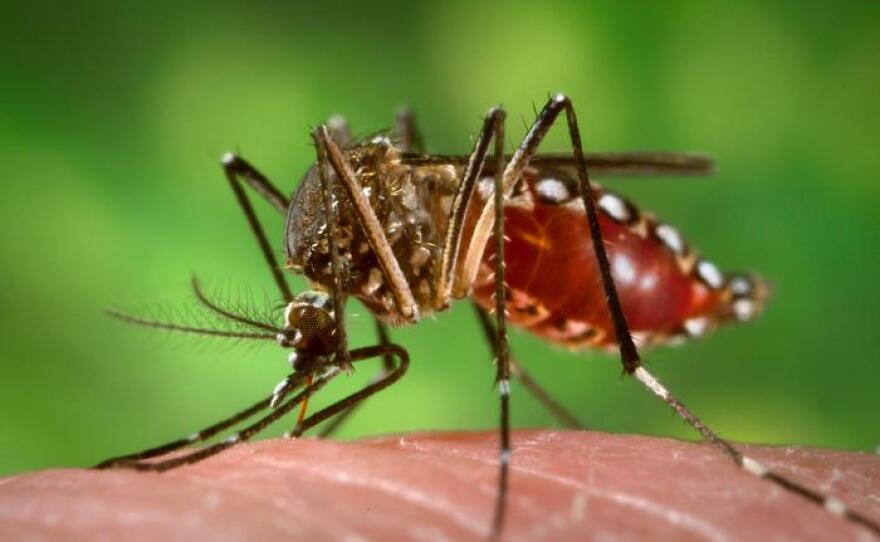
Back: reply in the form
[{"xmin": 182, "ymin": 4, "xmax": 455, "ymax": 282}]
[
  {"xmin": 407, "ymin": 525, "xmax": 454, "ymax": 542},
  {"xmin": 823, "ymin": 468, "xmax": 845, "ymax": 493},
  {"xmin": 142, "ymin": 480, "xmax": 302, "ymax": 539},
  {"xmin": 381, "ymin": 431, "xmax": 880, "ymax": 541},
  {"xmin": 393, "ymin": 435, "xmax": 727, "ymax": 540},
  {"xmin": 12, "ymin": 470, "xmax": 327, "ymax": 540},
  {"xmin": 521, "ymin": 493, "xmax": 589, "ymax": 542},
  {"xmin": 383, "ymin": 442, "xmax": 551, "ymax": 541},
  {"xmin": 3, "ymin": 432, "xmax": 879, "ymax": 540},
  {"xmin": 251, "ymin": 454, "xmax": 488, "ymax": 538},
  {"xmin": 311, "ymin": 465, "xmax": 484, "ymax": 539},
  {"xmin": 28, "ymin": 494, "xmax": 182, "ymax": 535},
  {"xmin": 294, "ymin": 437, "xmax": 612, "ymax": 541},
  {"xmin": 409, "ymin": 441, "xmax": 731, "ymax": 542},
  {"xmin": 217, "ymin": 460, "xmax": 388, "ymax": 540},
  {"xmin": 173, "ymin": 473, "xmax": 332, "ymax": 539},
  {"xmin": 390, "ymin": 433, "xmax": 553, "ymax": 521}
]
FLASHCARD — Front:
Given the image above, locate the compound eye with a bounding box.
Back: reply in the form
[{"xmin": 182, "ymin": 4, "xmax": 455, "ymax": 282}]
[
  {"xmin": 289, "ymin": 304, "xmax": 334, "ymax": 337},
  {"xmin": 283, "ymin": 291, "xmax": 337, "ymax": 356}
]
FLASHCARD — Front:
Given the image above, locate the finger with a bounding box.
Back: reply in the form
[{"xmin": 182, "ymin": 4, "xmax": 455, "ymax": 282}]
[{"xmin": 1, "ymin": 430, "xmax": 878, "ymax": 541}]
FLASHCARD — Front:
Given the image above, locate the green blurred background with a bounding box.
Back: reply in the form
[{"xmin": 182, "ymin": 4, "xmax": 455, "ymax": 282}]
[{"xmin": 1, "ymin": 1, "xmax": 878, "ymax": 475}]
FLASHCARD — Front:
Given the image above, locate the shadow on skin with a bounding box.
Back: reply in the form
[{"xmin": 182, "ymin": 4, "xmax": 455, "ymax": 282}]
[{"xmin": 1, "ymin": 430, "xmax": 878, "ymax": 541}]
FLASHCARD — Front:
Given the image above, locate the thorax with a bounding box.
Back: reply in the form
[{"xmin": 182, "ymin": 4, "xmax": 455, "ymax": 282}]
[{"xmin": 285, "ymin": 141, "xmax": 462, "ymax": 323}]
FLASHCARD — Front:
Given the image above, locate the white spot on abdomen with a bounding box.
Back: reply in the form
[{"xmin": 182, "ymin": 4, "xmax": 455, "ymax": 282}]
[
  {"xmin": 732, "ymin": 298, "xmax": 756, "ymax": 321},
  {"xmin": 696, "ymin": 260, "xmax": 724, "ymax": 289},
  {"xmin": 728, "ymin": 275, "xmax": 753, "ymax": 296},
  {"xmin": 535, "ymin": 178, "xmax": 569, "ymax": 203},
  {"xmin": 683, "ymin": 316, "xmax": 709, "ymax": 337},
  {"xmin": 655, "ymin": 224, "xmax": 685, "ymax": 254},
  {"xmin": 639, "ymin": 272, "xmax": 658, "ymax": 292},
  {"xmin": 613, "ymin": 254, "xmax": 637, "ymax": 284},
  {"xmin": 598, "ymin": 192, "xmax": 630, "ymax": 222}
]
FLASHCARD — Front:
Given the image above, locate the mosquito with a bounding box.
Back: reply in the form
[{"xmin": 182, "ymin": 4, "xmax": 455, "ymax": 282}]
[{"xmin": 97, "ymin": 94, "xmax": 880, "ymax": 539}]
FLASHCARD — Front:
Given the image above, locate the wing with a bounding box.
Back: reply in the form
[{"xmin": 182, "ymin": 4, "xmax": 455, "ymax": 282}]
[{"xmin": 400, "ymin": 151, "xmax": 714, "ymax": 177}]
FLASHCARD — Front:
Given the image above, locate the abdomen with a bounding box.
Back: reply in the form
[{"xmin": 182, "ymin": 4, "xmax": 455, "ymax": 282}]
[{"xmin": 471, "ymin": 173, "xmax": 766, "ymax": 350}]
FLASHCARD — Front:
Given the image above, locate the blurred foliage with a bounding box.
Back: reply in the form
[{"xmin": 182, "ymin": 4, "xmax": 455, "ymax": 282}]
[{"xmin": 1, "ymin": 0, "xmax": 879, "ymax": 475}]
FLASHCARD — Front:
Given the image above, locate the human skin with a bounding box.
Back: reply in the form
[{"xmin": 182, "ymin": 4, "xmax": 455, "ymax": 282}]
[{"xmin": 1, "ymin": 430, "xmax": 878, "ymax": 541}]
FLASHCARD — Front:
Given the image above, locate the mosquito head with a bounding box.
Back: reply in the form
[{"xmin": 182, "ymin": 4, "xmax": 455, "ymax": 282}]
[{"xmin": 277, "ymin": 290, "xmax": 337, "ymax": 368}]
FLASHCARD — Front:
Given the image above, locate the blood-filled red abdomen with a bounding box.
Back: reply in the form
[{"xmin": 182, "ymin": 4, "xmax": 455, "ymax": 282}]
[{"xmin": 471, "ymin": 176, "xmax": 764, "ymax": 350}]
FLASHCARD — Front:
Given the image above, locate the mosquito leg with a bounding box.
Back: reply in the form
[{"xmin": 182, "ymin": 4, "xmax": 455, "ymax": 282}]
[
  {"xmin": 97, "ymin": 344, "xmax": 401, "ymax": 472},
  {"xmin": 516, "ymin": 93, "xmax": 880, "ymax": 537},
  {"xmin": 312, "ymin": 125, "xmax": 420, "ymax": 323},
  {"xmin": 317, "ymin": 320, "xmax": 395, "ymax": 438},
  {"xmin": 400, "ymin": 151, "xmax": 715, "ymax": 178},
  {"xmin": 529, "ymin": 151, "xmax": 715, "ymax": 177},
  {"xmin": 95, "ymin": 395, "xmax": 277, "ymax": 468},
  {"xmin": 393, "ymin": 106, "xmax": 425, "ymax": 153},
  {"xmin": 297, "ymin": 105, "xmax": 418, "ymax": 432},
  {"xmin": 471, "ymin": 303, "xmax": 583, "ymax": 430},
  {"xmin": 309, "ymin": 105, "xmax": 421, "ymax": 436},
  {"xmin": 631, "ymin": 364, "xmax": 880, "ymax": 535},
  {"xmin": 435, "ymin": 107, "xmax": 508, "ymax": 309},
  {"xmin": 103, "ymin": 370, "xmax": 339, "ymax": 472},
  {"xmin": 312, "ymin": 106, "xmax": 420, "ymax": 436},
  {"xmin": 326, "ymin": 114, "xmax": 352, "ymax": 147},
  {"xmin": 311, "ymin": 129, "xmax": 351, "ymax": 366},
  {"xmin": 375, "ymin": 320, "xmax": 396, "ymax": 375},
  {"xmin": 289, "ymin": 343, "xmax": 409, "ymax": 438},
  {"xmin": 484, "ymin": 107, "xmax": 514, "ymax": 541},
  {"xmin": 429, "ymin": 106, "xmax": 512, "ymax": 539},
  {"xmin": 294, "ymin": 123, "xmax": 403, "ymax": 428},
  {"xmin": 221, "ymin": 153, "xmax": 290, "ymax": 213},
  {"xmin": 314, "ymin": 102, "xmax": 423, "ymax": 426},
  {"xmin": 221, "ymin": 154, "xmax": 293, "ymax": 303},
  {"xmin": 96, "ymin": 369, "xmax": 311, "ymax": 468}
]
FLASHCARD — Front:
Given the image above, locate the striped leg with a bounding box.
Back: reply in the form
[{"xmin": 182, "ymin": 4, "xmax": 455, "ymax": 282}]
[
  {"xmin": 97, "ymin": 345, "xmax": 405, "ymax": 472},
  {"xmin": 393, "ymin": 106, "xmax": 425, "ymax": 153},
  {"xmin": 463, "ymin": 93, "xmax": 880, "ymax": 538},
  {"xmin": 314, "ymin": 107, "xmax": 423, "ymax": 438},
  {"xmin": 221, "ymin": 134, "xmax": 393, "ymax": 433},
  {"xmin": 317, "ymin": 320, "xmax": 396, "ymax": 438},
  {"xmin": 312, "ymin": 125, "xmax": 420, "ymax": 323},
  {"xmin": 534, "ymin": 93, "xmax": 880, "ymax": 537},
  {"xmin": 96, "ymin": 370, "xmax": 318, "ymax": 471},
  {"xmin": 631, "ymin": 365, "xmax": 880, "ymax": 534},
  {"xmin": 487, "ymin": 109, "xmax": 511, "ymax": 542},
  {"xmin": 427, "ymin": 107, "xmax": 511, "ymax": 541},
  {"xmin": 441, "ymin": 107, "xmax": 510, "ymax": 540},
  {"xmin": 95, "ymin": 394, "xmax": 275, "ymax": 469},
  {"xmin": 289, "ymin": 344, "xmax": 409, "ymax": 438},
  {"xmin": 221, "ymin": 153, "xmax": 293, "ymax": 303},
  {"xmin": 471, "ymin": 303, "xmax": 583, "ymax": 430}
]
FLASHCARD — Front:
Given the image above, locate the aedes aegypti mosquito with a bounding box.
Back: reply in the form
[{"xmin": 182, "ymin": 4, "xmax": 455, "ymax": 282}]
[{"xmin": 98, "ymin": 94, "xmax": 880, "ymax": 538}]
